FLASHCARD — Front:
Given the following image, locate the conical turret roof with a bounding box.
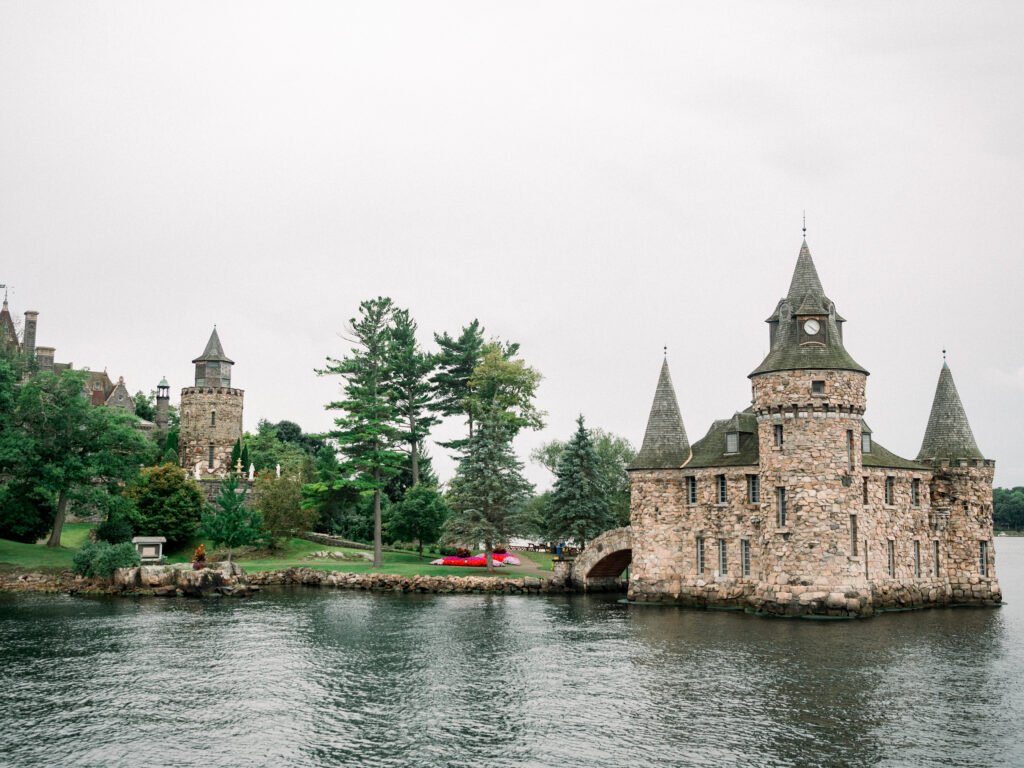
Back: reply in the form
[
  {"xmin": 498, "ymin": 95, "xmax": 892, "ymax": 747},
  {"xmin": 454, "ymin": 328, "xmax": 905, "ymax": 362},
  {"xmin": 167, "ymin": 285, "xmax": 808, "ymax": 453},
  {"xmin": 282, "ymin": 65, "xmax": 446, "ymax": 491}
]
[
  {"xmin": 628, "ymin": 359, "xmax": 691, "ymax": 470},
  {"xmin": 786, "ymin": 240, "xmax": 825, "ymax": 303},
  {"xmin": 192, "ymin": 327, "xmax": 234, "ymax": 364},
  {"xmin": 917, "ymin": 361, "xmax": 984, "ymax": 461},
  {"xmin": 0, "ymin": 299, "xmax": 18, "ymax": 349},
  {"xmin": 751, "ymin": 239, "xmax": 867, "ymax": 377}
]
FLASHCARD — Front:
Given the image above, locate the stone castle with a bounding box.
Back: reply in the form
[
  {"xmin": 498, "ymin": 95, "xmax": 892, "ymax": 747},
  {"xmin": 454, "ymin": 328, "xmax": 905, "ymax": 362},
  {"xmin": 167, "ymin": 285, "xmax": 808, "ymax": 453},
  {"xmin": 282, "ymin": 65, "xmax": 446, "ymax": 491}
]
[{"xmin": 626, "ymin": 237, "xmax": 1000, "ymax": 617}]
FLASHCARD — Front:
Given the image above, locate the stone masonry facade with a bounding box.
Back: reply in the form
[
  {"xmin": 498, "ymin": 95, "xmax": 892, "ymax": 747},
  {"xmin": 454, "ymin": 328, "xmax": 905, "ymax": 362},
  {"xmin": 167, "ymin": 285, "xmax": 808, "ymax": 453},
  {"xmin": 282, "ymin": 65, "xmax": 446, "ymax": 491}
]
[{"xmin": 625, "ymin": 238, "xmax": 1000, "ymax": 617}]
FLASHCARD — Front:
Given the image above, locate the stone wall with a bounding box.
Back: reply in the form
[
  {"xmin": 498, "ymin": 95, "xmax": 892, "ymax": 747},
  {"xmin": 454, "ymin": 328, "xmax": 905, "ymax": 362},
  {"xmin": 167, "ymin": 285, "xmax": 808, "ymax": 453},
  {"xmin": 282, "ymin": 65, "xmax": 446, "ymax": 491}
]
[{"xmin": 178, "ymin": 386, "xmax": 244, "ymax": 476}]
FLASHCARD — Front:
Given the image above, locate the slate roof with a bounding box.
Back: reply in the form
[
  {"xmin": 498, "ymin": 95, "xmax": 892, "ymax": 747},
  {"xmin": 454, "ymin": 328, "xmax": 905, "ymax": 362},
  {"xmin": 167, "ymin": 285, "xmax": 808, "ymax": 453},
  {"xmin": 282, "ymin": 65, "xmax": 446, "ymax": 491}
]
[
  {"xmin": 916, "ymin": 362, "xmax": 984, "ymax": 461},
  {"xmin": 860, "ymin": 421, "xmax": 930, "ymax": 470},
  {"xmin": 752, "ymin": 240, "xmax": 868, "ymax": 377},
  {"xmin": 686, "ymin": 408, "xmax": 760, "ymax": 468},
  {"xmin": 0, "ymin": 301, "xmax": 18, "ymax": 349},
  {"xmin": 628, "ymin": 359, "xmax": 692, "ymax": 470},
  {"xmin": 192, "ymin": 327, "xmax": 234, "ymax": 364}
]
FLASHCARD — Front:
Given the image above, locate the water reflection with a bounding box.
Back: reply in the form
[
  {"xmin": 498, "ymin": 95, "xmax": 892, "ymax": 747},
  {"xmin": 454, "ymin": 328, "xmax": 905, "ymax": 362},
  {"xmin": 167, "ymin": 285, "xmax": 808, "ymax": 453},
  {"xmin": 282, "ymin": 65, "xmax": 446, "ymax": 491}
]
[{"xmin": 1, "ymin": 539, "xmax": 1023, "ymax": 768}]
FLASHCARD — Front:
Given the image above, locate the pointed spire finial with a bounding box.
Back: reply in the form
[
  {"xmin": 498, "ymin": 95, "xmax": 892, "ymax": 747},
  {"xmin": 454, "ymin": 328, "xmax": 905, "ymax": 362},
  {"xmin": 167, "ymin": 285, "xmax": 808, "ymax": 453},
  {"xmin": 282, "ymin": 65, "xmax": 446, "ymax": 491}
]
[
  {"xmin": 663, "ymin": 344, "xmax": 667, "ymax": 362},
  {"xmin": 942, "ymin": 348, "xmax": 947, "ymax": 362},
  {"xmin": 802, "ymin": 210, "xmax": 806, "ymax": 238}
]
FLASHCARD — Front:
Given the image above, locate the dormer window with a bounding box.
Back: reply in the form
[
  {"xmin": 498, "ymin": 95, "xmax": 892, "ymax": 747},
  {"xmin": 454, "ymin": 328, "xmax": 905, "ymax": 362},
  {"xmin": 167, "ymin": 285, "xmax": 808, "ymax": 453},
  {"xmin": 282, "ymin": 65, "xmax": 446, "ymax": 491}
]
[
  {"xmin": 861, "ymin": 433, "xmax": 871, "ymax": 454},
  {"xmin": 725, "ymin": 431, "xmax": 739, "ymax": 454}
]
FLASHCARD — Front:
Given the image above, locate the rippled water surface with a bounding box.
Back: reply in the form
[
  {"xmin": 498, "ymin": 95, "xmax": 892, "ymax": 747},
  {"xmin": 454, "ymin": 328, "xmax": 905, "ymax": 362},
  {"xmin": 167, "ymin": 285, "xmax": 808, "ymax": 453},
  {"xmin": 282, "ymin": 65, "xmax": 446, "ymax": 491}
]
[{"xmin": 3, "ymin": 539, "xmax": 1024, "ymax": 767}]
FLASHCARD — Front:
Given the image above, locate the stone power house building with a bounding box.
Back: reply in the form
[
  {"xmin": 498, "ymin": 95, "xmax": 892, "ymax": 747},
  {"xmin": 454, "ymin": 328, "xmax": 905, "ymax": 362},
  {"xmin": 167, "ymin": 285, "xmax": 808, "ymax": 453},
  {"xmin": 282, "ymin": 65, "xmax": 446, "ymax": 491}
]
[
  {"xmin": 627, "ymin": 239, "xmax": 999, "ymax": 617},
  {"xmin": 178, "ymin": 328, "xmax": 244, "ymax": 477}
]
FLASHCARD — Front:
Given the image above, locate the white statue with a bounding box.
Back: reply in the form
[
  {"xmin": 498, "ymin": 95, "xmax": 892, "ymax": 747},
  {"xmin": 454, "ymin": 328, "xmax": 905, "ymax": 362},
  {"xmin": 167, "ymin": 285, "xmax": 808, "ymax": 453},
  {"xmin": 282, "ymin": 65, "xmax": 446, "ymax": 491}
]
[
  {"xmin": 248, "ymin": 463, "xmax": 255, "ymax": 481},
  {"xmin": 276, "ymin": 463, "xmax": 281, "ymax": 478},
  {"xmin": 195, "ymin": 462, "xmax": 202, "ymax": 479}
]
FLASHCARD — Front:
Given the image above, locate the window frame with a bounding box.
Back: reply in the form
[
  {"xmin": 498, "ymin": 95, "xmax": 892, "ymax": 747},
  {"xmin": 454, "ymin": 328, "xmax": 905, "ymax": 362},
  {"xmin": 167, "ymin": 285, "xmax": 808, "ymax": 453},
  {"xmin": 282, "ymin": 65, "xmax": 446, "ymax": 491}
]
[
  {"xmin": 911, "ymin": 478, "xmax": 920, "ymax": 507},
  {"xmin": 725, "ymin": 431, "xmax": 739, "ymax": 454},
  {"xmin": 812, "ymin": 380, "xmax": 825, "ymax": 395},
  {"xmin": 980, "ymin": 540, "xmax": 988, "ymax": 577},
  {"xmin": 774, "ymin": 424, "xmax": 784, "ymax": 448},
  {"xmin": 914, "ymin": 540, "xmax": 921, "ymax": 577},
  {"xmin": 718, "ymin": 538, "xmax": 727, "ymax": 575},
  {"xmin": 716, "ymin": 474, "xmax": 728, "ymax": 504},
  {"xmin": 850, "ymin": 514, "xmax": 858, "ymax": 556},
  {"xmin": 697, "ymin": 537, "xmax": 705, "ymax": 575},
  {"xmin": 747, "ymin": 474, "xmax": 760, "ymax": 504},
  {"xmin": 741, "ymin": 539, "xmax": 750, "ymax": 577},
  {"xmin": 887, "ymin": 540, "xmax": 895, "ymax": 577},
  {"xmin": 686, "ymin": 476, "xmax": 697, "ymax": 505},
  {"xmin": 885, "ymin": 476, "xmax": 894, "ymax": 505},
  {"xmin": 777, "ymin": 487, "xmax": 787, "ymax": 527}
]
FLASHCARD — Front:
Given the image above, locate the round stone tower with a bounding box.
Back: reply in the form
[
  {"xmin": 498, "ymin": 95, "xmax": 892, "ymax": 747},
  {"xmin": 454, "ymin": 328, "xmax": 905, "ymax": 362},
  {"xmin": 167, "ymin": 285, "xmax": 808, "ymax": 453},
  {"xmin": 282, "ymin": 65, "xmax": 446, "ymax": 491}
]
[
  {"xmin": 749, "ymin": 239, "xmax": 871, "ymax": 613},
  {"xmin": 178, "ymin": 328, "xmax": 243, "ymax": 477}
]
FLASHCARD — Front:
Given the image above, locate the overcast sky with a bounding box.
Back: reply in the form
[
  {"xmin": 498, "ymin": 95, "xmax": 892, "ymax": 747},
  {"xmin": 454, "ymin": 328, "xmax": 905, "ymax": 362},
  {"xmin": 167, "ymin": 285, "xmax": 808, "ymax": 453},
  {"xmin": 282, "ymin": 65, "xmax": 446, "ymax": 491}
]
[{"xmin": 1, "ymin": 1, "xmax": 1022, "ymax": 489}]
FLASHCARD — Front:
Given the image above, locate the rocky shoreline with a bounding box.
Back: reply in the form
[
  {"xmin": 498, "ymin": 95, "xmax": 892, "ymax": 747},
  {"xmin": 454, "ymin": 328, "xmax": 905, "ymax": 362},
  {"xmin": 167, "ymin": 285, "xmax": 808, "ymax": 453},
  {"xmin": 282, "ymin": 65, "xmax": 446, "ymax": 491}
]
[{"xmin": 0, "ymin": 564, "xmax": 584, "ymax": 598}]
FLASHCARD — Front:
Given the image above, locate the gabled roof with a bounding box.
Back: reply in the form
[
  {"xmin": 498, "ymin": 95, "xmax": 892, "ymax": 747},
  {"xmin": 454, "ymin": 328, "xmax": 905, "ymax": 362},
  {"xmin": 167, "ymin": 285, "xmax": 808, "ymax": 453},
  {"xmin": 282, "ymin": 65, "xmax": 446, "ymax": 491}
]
[
  {"xmin": 917, "ymin": 361, "xmax": 984, "ymax": 462},
  {"xmin": 628, "ymin": 359, "xmax": 691, "ymax": 470},
  {"xmin": 752, "ymin": 239, "xmax": 868, "ymax": 377},
  {"xmin": 192, "ymin": 327, "xmax": 234, "ymax": 364}
]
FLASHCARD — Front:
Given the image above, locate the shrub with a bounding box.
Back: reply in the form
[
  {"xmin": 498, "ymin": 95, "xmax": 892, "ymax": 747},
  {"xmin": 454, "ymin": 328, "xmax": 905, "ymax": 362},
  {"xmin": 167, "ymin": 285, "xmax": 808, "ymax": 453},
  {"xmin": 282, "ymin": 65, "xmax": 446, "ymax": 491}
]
[
  {"xmin": 95, "ymin": 518, "xmax": 134, "ymax": 545},
  {"xmin": 456, "ymin": 547, "xmax": 471, "ymax": 558},
  {"xmin": 125, "ymin": 463, "xmax": 204, "ymax": 544},
  {"xmin": 73, "ymin": 541, "xmax": 141, "ymax": 579}
]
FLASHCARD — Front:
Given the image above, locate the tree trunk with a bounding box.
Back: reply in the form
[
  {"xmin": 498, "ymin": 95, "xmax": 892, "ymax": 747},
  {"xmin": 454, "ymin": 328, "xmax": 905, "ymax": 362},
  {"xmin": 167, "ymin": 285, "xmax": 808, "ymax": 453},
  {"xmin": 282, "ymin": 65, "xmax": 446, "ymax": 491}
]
[
  {"xmin": 485, "ymin": 540, "xmax": 493, "ymax": 572},
  {"xmin": 46, "ymin": 489, "xmax": 68, "ymax": 548},
  {"xmin": 372, "ymin": 471, "xmax": 383, "ymax": 568},
  {"xmin": 417, "ymin": 538, "xmax": 423, "ymax": 559},
  {"xmin": 227, "ymin": 547, "xmax": 233, "ymax": 564},
  {"xmin": 410, "ymin": 433, "xmax": 419, "ymax": 487}
]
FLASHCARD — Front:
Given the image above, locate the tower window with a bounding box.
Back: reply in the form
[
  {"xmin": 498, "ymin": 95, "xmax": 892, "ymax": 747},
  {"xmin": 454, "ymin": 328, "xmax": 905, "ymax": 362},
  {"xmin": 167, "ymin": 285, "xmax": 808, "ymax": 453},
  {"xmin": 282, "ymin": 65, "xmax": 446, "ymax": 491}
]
[
  {"xmin": 885, "ymin": 477, "xmax": 894, "ymax": 505},
  {"xmin": 887, "ymin": 540, "xmax": 895, "ymax": 577},
  {"xmin": 980, "ymin": 541, "xmax": 988, "ymax": 577},
  {"xmin": 847, "ymin": 430, "xmax": 854, "ymax": 472},
  {"xmin": 863, "ymin": 478, "xmax": 869, "ymax": 505},
  {"xmin": 850, "ymin": 514, "xmax": 858, "ymax": 556},
  {"xmin": 914, "ymin": 540, "xmax": 921, "ymax": 577},
  {"xmin": 686, "ymin": 476, "xmax": 697, "ymax": 505},
  {"xmin": 716, "ymin": 475, "xmax": 727, "ymax": 504},
  {"xmin": 812, "ymin": 380, "xmax": 825, "ymax": 394},
  {"xmin": 211, "ymin": 410, "xmax": 216, "ymax": 427},
  {"xmin": 208, "ymin": 445, "xmax": 214, "ymax": 469},
  {"xmin": 697, "ymin": 537, "xmax": 705, "ymax": 574},
  {"xmin": 725, "ymin": 431, "xmax": 739, "ymax": 454},
  {"xmin": 933, "ymin": 540, "xmax": 940, "ymax": 576},
  {"xmin": 741, "ymin": 540, "xmax": 750, "ymax": 577},
  {"xmin": 777, "ymin": 487, "xmax": 787, "ymax": 527},
  {"xmin": 911, "ymin": 479, "xmax": 920, "ymax": 507},
  {"xmin": 747, "ymin": 474, "xmax": 760, "ymax": 504},
  {"xmin": 718, "ymin": 539, "xmax": 727, "ymax": 575},
  {"xmin": 862, "ymin": 433, "xmax": 872, "ymax": 453},
  {"xmin": 774, "ymin": 425, "xmax": 784, "ymax": 448}
]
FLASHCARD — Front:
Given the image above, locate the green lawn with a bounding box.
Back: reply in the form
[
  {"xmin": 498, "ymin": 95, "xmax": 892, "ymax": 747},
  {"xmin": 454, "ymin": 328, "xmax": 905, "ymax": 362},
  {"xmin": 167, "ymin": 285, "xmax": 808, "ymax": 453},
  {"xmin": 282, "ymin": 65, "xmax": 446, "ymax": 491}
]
[
  {"xmin": 0, "ymin": 523, "xmax": 95, "ymax": 572},
  {"xmin": 1, "ymin": 526, "xmax": 550, "ymax": 580},
  {"xmin": 520, "ymin": 550, "xmax": 555, "ymax": 571}
]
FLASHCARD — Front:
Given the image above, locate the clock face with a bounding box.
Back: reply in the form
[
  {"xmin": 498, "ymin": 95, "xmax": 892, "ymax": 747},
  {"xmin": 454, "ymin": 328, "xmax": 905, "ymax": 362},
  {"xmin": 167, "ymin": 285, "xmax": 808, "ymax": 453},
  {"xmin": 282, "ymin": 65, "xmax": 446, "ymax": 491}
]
[{"xmin": 803, "ymin": 319, "xmax": 821, "ymax": 336}]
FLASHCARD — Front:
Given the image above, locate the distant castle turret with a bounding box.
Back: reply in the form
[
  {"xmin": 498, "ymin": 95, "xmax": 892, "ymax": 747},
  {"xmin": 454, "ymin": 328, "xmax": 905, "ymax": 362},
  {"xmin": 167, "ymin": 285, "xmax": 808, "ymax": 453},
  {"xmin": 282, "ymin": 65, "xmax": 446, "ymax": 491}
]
[{"xmin": 178, "ymin": 328, "xmax": 244, "ymax": 476}]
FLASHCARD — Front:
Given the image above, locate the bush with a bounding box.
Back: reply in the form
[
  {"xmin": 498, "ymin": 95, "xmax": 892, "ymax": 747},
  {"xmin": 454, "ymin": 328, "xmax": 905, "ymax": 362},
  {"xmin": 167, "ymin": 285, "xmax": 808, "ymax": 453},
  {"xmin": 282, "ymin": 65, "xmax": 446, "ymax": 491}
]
[
  {"xmin": 73, "ymin": 541, "xmax": 141, "ymax": 579},
  {"xmin": 455, "ymin": 547, "xmax": 471, "ymax": 558},
  {"xmin": 0, "ymin": 482, "xmax": 55, "ymax": 543},
  {"xmin": 95, "ymin": 518, "xmax": 134, "ymax": 545},
  {"xmin": 125, "ymin": 463, "xmax": 204, "ymax": 545}
]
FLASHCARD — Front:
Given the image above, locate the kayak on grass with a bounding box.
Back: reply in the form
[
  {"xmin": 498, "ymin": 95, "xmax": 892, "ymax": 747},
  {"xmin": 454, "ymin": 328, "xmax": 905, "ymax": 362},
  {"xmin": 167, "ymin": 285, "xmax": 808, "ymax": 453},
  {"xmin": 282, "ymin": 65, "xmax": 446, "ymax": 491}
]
[{"xmin": 429, "ymin": 553, "xmax": 522, "ymax": 567}]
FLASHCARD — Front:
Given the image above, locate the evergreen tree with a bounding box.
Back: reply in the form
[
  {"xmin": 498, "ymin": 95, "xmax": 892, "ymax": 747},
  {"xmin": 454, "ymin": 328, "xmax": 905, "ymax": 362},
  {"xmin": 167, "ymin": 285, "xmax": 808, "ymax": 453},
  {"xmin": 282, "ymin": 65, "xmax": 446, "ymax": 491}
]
[
  {"xmin": 240, "ymin": 442, "xmax": 250, "ymax": 473},
  {"xmin": 202, "ymin": 472, "xmax": 263, "ymax": 563},
  {"xmin": 318, "ymin": 297, "xmax": 405, "ymax": 567},
  {"xmin": 386, "ymin": 484, "xmax": 450, "ymax": 558},
  {"xmin": 443, "ymin": 406, "xmax": 533, "ymax": 570},
  {"xmin": 388, "ymin": 308, "xmax": 439, "ymax": 485},
  {"xmin": 546, "ymin": 415, "xmax": 614, "ymax": 548},
  {"xmin": 231, "ymin": 439, "xmax": 242, "ymax": 469},
  {"xmin": 431, "ymin": 320, "xmax": 486, "ymax": 450}
]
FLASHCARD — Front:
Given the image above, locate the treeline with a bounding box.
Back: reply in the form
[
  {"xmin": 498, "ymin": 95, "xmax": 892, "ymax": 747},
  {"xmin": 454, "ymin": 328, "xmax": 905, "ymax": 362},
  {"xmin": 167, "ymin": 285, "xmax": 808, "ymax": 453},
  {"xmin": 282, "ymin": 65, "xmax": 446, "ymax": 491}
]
[{"xmin": 994, "ymin": 487, "xmax": 1024, "ymax": 530}]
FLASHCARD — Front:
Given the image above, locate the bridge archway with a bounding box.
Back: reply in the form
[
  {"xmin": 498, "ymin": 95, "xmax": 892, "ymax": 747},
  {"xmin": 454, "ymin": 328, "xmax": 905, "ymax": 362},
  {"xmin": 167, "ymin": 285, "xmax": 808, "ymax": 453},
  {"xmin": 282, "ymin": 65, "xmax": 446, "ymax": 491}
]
[{"xmin": 570, "ymin": 526, "xmax": 632, "ymax": 590}]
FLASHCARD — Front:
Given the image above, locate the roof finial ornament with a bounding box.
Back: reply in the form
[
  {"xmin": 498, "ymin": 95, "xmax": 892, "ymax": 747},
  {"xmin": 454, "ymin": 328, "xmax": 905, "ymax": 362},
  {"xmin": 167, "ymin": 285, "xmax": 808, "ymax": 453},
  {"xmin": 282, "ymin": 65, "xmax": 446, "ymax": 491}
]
[
  {"xmin": 943, "ymin": 348, "xmax": 947, "ymax": 362},
  {"xmin": 802, "ymin": 210, "xmax": 807, "ymax": 238},
  {"xmin": 663, "ymin": 345, "xmax": 668, "ymax": 362}
]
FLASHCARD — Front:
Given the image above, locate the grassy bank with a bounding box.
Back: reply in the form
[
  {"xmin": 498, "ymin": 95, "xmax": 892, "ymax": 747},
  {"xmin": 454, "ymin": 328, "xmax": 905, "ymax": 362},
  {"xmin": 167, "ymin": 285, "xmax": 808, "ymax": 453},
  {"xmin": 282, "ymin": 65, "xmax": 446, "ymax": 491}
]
[{"xmin": 0, "ymin": 526, "xmax": 552, "ymax": 580}]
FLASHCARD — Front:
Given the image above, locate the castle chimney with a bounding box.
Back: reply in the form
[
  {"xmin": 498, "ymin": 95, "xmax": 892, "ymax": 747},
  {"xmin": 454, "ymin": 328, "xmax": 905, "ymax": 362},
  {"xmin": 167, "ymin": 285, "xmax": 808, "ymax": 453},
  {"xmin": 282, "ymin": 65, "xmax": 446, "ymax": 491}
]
[
  {"xmin": 35, "ymin": 346, "xmax": 55, "ymax": 372},
  {"xmin": 23, "ymin": 311, "xmax": 38, "ymax": 358}
]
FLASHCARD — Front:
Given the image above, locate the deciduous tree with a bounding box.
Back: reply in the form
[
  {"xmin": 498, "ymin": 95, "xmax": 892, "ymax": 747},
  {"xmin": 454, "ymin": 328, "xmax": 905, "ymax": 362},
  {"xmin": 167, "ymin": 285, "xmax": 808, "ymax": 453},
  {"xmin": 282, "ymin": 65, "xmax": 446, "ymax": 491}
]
[{"xmin": 386, "ymin": 484, "xmax": 449, "ymax": 558}]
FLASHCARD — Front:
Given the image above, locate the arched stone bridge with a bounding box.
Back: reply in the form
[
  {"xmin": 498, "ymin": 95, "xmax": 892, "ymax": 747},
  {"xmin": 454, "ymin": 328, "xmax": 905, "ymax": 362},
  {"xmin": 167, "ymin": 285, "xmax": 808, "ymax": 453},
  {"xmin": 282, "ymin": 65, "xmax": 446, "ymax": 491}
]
[{"xmin": 569, "ymin": 526, "xmax": 632, "ymax": 590}]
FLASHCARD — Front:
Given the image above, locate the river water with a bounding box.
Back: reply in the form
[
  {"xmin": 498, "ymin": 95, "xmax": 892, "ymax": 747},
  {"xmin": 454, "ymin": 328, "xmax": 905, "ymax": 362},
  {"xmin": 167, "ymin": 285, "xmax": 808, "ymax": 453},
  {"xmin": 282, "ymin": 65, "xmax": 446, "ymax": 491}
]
[{"xmin": 2, "ymin": 539, "xmax": 1024, "ymax": 768}]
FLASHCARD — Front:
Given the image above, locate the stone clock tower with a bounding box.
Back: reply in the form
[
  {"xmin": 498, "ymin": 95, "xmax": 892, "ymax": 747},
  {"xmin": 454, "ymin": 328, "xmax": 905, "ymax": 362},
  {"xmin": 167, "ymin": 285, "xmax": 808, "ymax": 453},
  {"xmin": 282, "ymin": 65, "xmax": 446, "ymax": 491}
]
[{"xmin": 178, "ymin": 328, "xmax": 244, "ymax": 477}]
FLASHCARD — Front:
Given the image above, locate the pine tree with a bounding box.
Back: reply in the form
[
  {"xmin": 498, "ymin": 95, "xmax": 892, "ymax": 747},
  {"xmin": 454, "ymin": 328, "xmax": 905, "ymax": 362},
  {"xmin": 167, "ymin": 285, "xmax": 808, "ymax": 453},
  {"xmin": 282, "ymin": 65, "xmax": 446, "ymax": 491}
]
[
  {"xmin": 443, "ymin": 406, "xmax": 533, "ymax": 571},
  {"xmin": 201, "ymin": 472, "xmax": 263, "ymax": 563},
  {"xmin": 388, "ymin": 308, "xmax": 439, "ymax": 486},
  {"xmin": 231, "ymin": 439, "xmax": 241, "ymax": 468},
  {"xmin": 546, "ymin": 415, "xmax": 613, "ymax": 548},
  {"xmin": 431, "ymin": 320, "xmax": 485, "ymax": 449},
  {"xmin": 318, "ymin": 297, "xmax": 405, "ymax": 567}
]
